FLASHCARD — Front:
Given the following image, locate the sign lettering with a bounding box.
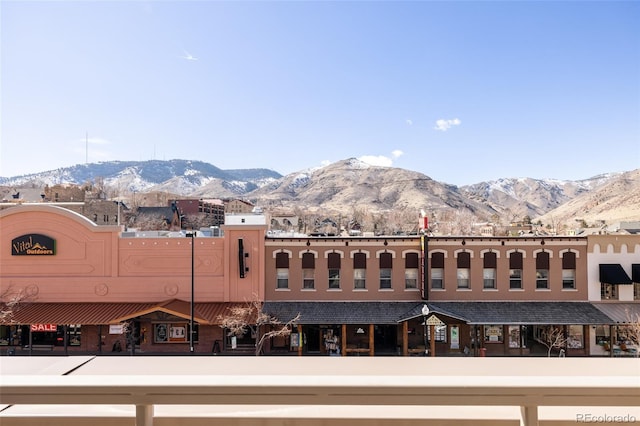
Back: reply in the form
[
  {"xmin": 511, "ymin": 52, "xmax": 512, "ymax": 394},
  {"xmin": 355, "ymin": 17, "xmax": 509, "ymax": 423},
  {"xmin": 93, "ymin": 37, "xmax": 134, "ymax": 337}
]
[
  {"xmin": 426, "ymin": 315, "xmax": 445, "ymax": 326},
  {"xmin": 30, "ymin": 324, "xmax": 57, "ymax": 332},
  {"xmin": 12, "ymin": 234, "xmax": 56, "ymax": 256}
]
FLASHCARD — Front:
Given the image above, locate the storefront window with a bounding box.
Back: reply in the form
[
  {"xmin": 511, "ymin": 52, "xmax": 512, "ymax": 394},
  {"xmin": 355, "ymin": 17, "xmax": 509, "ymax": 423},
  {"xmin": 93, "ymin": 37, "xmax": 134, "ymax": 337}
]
[
  {"xmin": 508, "ymin": 326, "xmax": 520, "ymax": 348},
  {"xmin": 67, "ymin": 324, "xmax": 81, "ymax": 346},
  {"xmin": 484, "ymin": 325, "xmax": 503, "ymax": 343},
  {"xmin": 595, "ymin": 325, "xmax": 610, "ymax": 345},
  {"xmin": 324, "ymin": 328, "xmax": 341, "ymax": 354},
  {"xmin": 567, "ymin": 325, "xmax": 583, "ymax": 349},
  {"xmin": 154, "ymin": 322, "xmax": 199, "ymax": 343},
  {"xmin": 0, "ymin": 325, "xmax": 11, "ymax": 345},
  {"xmin": 426, "ymin": 325, "xmax": 447, "ymax": 343},
  {"xmin": 1, "ymin": 325, "xmax": 28, "ymax": 346}
]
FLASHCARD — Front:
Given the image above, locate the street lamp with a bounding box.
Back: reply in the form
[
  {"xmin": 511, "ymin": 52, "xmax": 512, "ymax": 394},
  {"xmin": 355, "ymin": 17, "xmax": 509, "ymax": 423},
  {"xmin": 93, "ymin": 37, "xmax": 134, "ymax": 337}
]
[
  {"xmin": 421, "ymin": 304, "xmax": 429, "ymax": 356},
  {"xmin": 186, "ymin": 231, "xmax": 195, "ymax": 354}
]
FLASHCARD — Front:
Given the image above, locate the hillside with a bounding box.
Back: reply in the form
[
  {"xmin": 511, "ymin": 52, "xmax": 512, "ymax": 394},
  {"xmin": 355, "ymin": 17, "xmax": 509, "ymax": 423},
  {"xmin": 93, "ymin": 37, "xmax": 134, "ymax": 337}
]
[
  {"xmin": 535, "ymin": 169, "xmax": 640, "ymax": 226},
  {"xmin": 1, "ymin": 158, "xmax": 638, "ymax": 226},
  {"xmin": 246, "ymin": 158, "xmax": 498, "ymax": 218}
]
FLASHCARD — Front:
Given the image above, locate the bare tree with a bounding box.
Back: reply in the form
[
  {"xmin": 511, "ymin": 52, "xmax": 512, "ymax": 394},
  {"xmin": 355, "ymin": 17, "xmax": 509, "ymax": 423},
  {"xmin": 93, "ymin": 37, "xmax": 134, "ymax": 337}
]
[
  {"xmin": 617, "ymin": 309, "xmax": 640, "ymax": 357},
  {"xmin": 349, "ymin": 206, "xmax": 366, "ymax": 229},
  {"xmin": 540, "ymin": 326, "xmax": 568, "ymax": 357},
  {"xmin": 119, "ymin": 321, "xmax": 139, "ymax": 355},
  {"xmin": 450, "ymin": 209, "xmax": 477, "ymax": 235},
  {"xmin": 383, "ymin": 207, "xmax": 418, "ymax": 235},
  {"xmin": 129, "ymin": 212, "xmax": 171, "ymax": 231},
  {"xmin": 218, "ymin": 296, "xmax": 300, "ymax": 356},
  {"xmin": 0, "ymin": 285, "xmax": 34, "ymax": 324}
]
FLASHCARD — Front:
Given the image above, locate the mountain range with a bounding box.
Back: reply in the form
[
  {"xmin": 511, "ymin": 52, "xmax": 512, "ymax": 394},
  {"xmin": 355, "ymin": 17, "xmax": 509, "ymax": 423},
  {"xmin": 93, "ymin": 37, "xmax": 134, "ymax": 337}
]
[{"xmin": 1, "ymin": 159, "xmax": 639, "ymax": 227}]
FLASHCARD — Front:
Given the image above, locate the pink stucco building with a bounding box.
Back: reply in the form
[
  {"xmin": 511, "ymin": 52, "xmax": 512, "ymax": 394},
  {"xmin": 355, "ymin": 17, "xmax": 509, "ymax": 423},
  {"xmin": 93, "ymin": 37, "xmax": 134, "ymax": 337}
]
[{"xmin": 0, "ymin": 205, "xmax": 266, "ymax": 354}]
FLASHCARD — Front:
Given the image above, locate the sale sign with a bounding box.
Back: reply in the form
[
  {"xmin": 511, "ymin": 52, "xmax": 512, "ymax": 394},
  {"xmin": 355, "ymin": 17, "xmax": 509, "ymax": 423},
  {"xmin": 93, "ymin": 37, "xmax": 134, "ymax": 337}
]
[{"xmin": 30, "ymin": 324, "xmax": 57, "ymax": 332}]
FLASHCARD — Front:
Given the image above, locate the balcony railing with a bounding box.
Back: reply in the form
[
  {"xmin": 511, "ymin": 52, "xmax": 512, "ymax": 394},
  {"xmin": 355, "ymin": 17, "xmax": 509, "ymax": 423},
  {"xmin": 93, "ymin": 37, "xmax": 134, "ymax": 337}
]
[{"xmin": 1, "ymin": 356, "xmax": 639, "ymax": 426}]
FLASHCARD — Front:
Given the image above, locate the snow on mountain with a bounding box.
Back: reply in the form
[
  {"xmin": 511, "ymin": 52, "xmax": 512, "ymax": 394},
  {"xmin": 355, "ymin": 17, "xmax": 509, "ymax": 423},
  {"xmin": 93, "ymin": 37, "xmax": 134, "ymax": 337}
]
[
  {"xmin": 1, "ymin": 158, "xmax": 637, "ymax": 225},
  {"xmin": 0, "ymin": 160, "xmax": 282, "ymax": 196}
]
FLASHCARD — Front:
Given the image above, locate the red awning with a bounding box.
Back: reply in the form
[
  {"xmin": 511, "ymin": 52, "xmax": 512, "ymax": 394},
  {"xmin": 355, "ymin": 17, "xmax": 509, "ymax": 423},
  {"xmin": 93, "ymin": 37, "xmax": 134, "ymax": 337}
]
[
  {"xmin": 2, "ymin": 300, "xmax": 250, "ymax": 326},
  {"xmin": 5, "ymin": 303, "xmax": 157, "ymax": 325}
]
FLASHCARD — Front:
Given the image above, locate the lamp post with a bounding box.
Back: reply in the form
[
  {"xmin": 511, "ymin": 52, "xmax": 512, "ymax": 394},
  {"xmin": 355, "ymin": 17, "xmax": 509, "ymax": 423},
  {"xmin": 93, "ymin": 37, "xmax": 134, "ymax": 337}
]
[
  {"xmin": 421, "ymin": 304, "xmax": 429, "ymax": 356},
  {"xmin": 186, "ymin": 231, "xmax": 195, "ymax": 354}
]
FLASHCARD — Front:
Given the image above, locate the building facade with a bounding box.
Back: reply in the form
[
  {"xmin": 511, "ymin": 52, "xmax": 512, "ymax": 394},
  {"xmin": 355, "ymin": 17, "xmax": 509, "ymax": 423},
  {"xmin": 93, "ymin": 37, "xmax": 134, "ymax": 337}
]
[
  {"xmin": 262, "ymin": 235, "xmax": 619, "ymax": 357},
  {"xmin": 587, "ymin": 234, "xmax": 640, "ymax": 357},
  {"xmin": 1, "ymin": 204, "xmax": 638, "ymax": 357},
  {"xmin": 0, "ymin": 205, "xmax": 265, "ymax": 355}
]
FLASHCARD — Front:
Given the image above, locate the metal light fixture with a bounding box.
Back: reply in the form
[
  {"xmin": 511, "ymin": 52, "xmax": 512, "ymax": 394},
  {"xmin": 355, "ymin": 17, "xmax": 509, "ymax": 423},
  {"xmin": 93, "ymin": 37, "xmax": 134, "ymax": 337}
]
[
  {"xmin": 186, "ymin": 231, "xmax": 195, "ymax": 354},
  {"xmin": 421, "ymin": 304, "xmax": 430, "ymax": 356}
]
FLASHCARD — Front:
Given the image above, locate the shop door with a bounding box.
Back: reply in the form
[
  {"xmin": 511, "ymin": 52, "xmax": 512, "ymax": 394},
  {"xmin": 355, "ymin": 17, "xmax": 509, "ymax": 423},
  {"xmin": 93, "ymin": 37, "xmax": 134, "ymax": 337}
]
[
  {"xmin": 374, "ymin": 325, "xmax": 398, "ymax": 354},
  {"xmin": 305, "ymin": 325, "xmax": 320, "ymax": 353}
]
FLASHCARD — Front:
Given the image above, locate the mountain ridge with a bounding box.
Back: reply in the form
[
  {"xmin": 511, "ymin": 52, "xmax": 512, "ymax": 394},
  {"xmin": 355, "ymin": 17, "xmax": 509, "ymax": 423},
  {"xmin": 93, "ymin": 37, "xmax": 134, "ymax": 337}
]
[{"xmin": 1, "ymin": 158, "xmax": 638, "ymax": 227}]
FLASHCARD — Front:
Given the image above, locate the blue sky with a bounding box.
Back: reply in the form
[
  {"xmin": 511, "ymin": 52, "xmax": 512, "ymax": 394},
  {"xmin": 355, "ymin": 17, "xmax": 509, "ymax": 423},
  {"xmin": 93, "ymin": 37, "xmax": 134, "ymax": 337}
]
[{"xmin": 1, "ymin": 1, "xmax": 639, "ymax": 186}]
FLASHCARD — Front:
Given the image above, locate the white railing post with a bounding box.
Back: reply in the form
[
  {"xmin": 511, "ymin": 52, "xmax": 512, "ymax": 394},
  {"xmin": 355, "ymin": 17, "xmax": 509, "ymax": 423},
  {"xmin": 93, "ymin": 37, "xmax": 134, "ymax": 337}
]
[
  {"xmin": 520, "ymin": 405, "xmax": 539, "ymax": 426},
  {"xmin": 136, "ymin": 404, "xmax": 153, "ymax": 426}
]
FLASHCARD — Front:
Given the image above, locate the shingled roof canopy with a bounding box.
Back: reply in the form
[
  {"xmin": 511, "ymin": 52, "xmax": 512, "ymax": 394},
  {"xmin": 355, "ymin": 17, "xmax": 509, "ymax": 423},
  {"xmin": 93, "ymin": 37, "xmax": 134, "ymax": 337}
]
[
  {"xmin": 264, "ymin": 301, "xmax": 615, "ymax": 326},
  {"xmin": 263, "ymin": 302, "xmax": 422, "ymax": 325},
  {"xmin": 425, "ymin": 302, "xmax": 614, "ymax": 325}
]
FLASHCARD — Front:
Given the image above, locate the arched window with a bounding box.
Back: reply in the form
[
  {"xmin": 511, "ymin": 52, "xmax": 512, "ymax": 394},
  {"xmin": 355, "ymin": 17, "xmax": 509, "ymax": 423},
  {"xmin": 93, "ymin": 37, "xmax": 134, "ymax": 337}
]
[
  {"xmin": 509, "ymin": 252, "xmax": 523, "ymax": 290},
  {"xmin": 562, "ymin": 251, "xmax": 576, "ymax": 290},
  {"xmin": 327, "ymin": 252, "xmax": 341, "ymax": 289},
  {"xmin": 379, "ymin": 252, "xmax": 392, "ymax": 289},
  {"xmin": 275, "ymin": 252, "xmax": 289, "ymax": 289},
  {"xmin": 431, "ymin": 252, "xmax": 445, "ymax": 289},
  {"xmin": 302, "ymin": 252, "xmax": 315, "ymax": 289},
  {"xmin": 536, "ymin": 251, "xmax": 550, "ymax": 289},
  {"xmin": 353, "ymin": 252, "xmax": 367, "ymax": 289},
  {"xmin": 457, "ymin": 252, "xmax": 470, "ymax": 289},
  {"xmin": 483, "ymin": 251, "xmax": 497, "ymax": 289}
]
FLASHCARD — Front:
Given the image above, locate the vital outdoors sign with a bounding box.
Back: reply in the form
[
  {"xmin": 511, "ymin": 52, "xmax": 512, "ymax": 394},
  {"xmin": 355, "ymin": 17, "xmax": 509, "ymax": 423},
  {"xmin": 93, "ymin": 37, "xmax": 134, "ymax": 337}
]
[{"xmin": 11, "ymin": 234, "xmax": 56, "ymax": 256}]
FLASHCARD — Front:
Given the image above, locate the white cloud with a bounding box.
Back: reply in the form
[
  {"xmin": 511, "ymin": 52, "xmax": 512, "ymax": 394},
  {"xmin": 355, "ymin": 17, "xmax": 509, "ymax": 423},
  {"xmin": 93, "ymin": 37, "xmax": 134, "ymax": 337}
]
[
  {"xmin": 180, "ymin": 49, "xmax": 198, "ymax": 61},
  {"xmin": 359, "ymin": 150, "xmax": 404, "ymax": 167},
  {"xmin": 434, "ymin": 118, "xmax": 461, "ymax": 131},
  {"xmin": 318, "ymin": 151, "xmax": 403, "ymax": 170},
  {"xmin": 359, "ymin": 155, "xmax": 393, "ymax": 167},
  {"xmin": 405, "ymin": 119, "xmax": 413, "ymax": 126}
]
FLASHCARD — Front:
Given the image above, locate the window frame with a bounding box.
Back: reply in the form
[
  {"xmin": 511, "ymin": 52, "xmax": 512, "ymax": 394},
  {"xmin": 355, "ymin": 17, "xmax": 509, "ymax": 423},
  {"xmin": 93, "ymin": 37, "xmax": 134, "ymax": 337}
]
[
  {"xmin": 536, "ymin": 269, "xmax": 549, "ymax": 289},
  {"xmin": 535, "ymin": 251, "xmax": 549, "ymax": 290},
  {"xmin": 354, "ymin": 268, "xmax": 366, "ymax": 289},
  {"xmin": 457, "ymin": 268, "xmax": 470, "ymax": 289},
  {"xmin": 327, "ymin": 252, "xmax": 341, "ymax": 290},
  {"xmin": 509, "ymin": 252, "xmax": 523, "ymax": 290},
  {"xmin": 483, "ymin": 268, "xmax": 496, "ymax": 289},
  {"xmin": 509, "ymin": 269, "xmax": 522, "ymax": 289},
  {"xmin": 379, "ymin": 268, "xmax": 392, "ymax": 289},
  {"xmin": 303, "ymin": 268, "xmax": 315, "ymax": 290},
  {"xmin": 431, "ymin": 268, "xmax": 444, "ymax": 289},
  {"xmin": 405, "ymin": 268, "xmax": 418, "ymax": 289},
  {"xmin": 328, "ymin": 269, "xmax": 341, "ymax": 289},
  {"xmin": 562, "ymin": 269, "xmax": 576, "ymax": 290},
  {"xmin": 601, "ymin": 283, "xmax": 618, "ymax": 300},
  {"xmin": 276, "ymin": 268, "xmax": 289, "ymax": 289}
]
